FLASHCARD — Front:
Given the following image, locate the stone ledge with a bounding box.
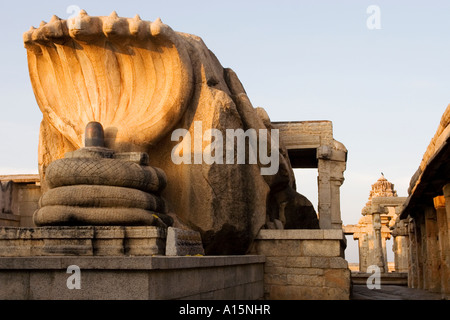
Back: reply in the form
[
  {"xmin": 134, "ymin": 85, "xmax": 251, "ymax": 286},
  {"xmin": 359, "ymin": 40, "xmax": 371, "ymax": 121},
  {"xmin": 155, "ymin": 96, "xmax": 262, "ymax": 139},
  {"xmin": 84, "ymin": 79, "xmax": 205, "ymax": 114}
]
[
  {"xmin": 0, "ymin": 214, "xmax": 20, "ymax": 222},
  {"xmin": 0, "ymin": 255, "xmax": 266, "ymax": 270},
  {"xmin": 0, "ymin": 226, "xmax": 167, "ymax": 257},
  {"xmin": 256, "ymin": 229, "xmax": 344, "ymax": 240}
]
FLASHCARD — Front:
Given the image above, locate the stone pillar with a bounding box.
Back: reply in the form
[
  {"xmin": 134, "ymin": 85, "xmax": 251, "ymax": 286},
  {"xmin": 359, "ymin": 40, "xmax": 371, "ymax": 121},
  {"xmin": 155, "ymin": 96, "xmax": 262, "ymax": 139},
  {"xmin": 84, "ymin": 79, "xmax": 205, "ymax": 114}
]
[
  {"xmin": 408, "ymin": 217, "xmax": 419, "ymax": 288},
  {"xmin": 415, "ymin": 213, "xmax": 425, "ymax": 289},
  {"xmin": 381, "ymin": 230, "xmax": 391, "ymax": 271},
  {"xmin": 317, "ymin": 158, "xmax": 331, "ymax": 229},
  {"xmin": 434, "ymin": 196, "xmax": 449, "ymax": 295},
  {"xmin": 372, "ymin": 212, "xmax": 386, "ymax": 273},
  {"xmin": 441, "ymin": 186, "xmax": 450, "ymax": 296},
  {"xmin": 443, "ymin": 184, "xmax": 450, "ymax": 250},
  {"xmin": 330, "ymin": 161, "xmax": 346, "ymax": 230},
  {"xmin": 391, "ymin": 219, "xmax": 409, "ymax": 273},
  {"xmin": 354, "ymin": 231, "xmax": 369, "ymax": 272},
  {"xmin": 317, "ymin": 146, "xmax": 346, "ymax": 230},
  {"xmin": 424, "ymin": 206, "xmax": 441, "ymax": 292}
]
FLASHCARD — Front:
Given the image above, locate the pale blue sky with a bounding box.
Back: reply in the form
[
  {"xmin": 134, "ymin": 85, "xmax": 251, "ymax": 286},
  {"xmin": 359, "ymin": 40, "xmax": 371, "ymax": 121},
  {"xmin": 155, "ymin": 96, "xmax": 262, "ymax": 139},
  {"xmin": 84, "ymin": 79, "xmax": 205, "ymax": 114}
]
[{"xmin": 1, "ymin": 1, "xmax": 449, "ymax": 262}]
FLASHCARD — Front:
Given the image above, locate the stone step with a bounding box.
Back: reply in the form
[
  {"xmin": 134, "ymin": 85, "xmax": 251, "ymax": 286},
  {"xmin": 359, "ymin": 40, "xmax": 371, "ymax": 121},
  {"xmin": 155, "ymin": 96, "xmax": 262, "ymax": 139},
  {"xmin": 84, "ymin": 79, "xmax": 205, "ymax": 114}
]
[{"xmin": 351, "ymin": 272, "xmax": 408, "ymax": 286}]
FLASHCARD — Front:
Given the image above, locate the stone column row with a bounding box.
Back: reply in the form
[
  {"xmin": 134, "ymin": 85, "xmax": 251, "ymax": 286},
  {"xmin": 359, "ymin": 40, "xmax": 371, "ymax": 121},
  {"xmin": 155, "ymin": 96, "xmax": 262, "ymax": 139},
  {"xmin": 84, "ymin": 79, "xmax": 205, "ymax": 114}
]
[{"xmin": 405, "ymin": 184, "xmax": 450, "ymax": 296}]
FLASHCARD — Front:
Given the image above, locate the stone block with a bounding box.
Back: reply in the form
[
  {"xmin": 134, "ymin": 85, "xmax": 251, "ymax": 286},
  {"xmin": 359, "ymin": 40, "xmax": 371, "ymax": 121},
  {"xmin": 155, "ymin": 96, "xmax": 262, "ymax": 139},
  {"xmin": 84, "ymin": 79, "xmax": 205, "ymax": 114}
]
[
  {"xmin": 323, "ymin": 268, "xmax": 351, "ymax": 289},
  {"xmin": 0, "ymin": 239, "xmax": 43, "ymax": 257},
  {"xmin": 165, "ymin": 227, "xmax": 205, "ymax": 256},
  {"xmin": 255, "ymin": 239, "xmax": 302, "ymax": 257},
  {"xmin": 286, "ymin": 267, "xmax": 324, "ymax": 276},
  {"xmin": 329, "ymin": 257, "xmax": 349, "ymax": 269},
  {"xmin": 0, "ymin": 271, "xmax": 30, "ymax": 299},
  {"xmin": 264, "ymin": 273, "xmax": 288, "ymax": 286},
  {"xmin": 322, "ymin": 229, "xmax": 345, "ymax": 239},
  {"xmin": 287, "ymin": 274, "xmax": 324, "ymax": 287},
  {"xmin": 257, "ymin": 229, "xmax": 325, "ymax": 240},
  {"xmin": 267, "ymin": 284, "xmax": 328, "ymax": 300},
  {"xmin": 93, "ymin": 227, "xmax": 125, "ymax": 256},
  {"xmin": 265, "ymin": 256, "xmax": 286, "ymax": 267},
  {"xmin": 0, "ymin": 226, "xmax": 166, "ymax": 257},
  {"xmin": 124, "ymin": 227, "xmax": 166, "ymax": 256},
  {"xmin": 43, "ymin": 239, "xmax": 93, "ymax": 256},
  {"xmin": 285, "ymin": 256, "xmax": 311, "ymax": 268},
  {"xmin": 301, "ymin": 240, "xmax": 341, "ymax": 257},
  {"xmin": 311, "ymin": 257, "xmax": 330, "ymax": 268}
]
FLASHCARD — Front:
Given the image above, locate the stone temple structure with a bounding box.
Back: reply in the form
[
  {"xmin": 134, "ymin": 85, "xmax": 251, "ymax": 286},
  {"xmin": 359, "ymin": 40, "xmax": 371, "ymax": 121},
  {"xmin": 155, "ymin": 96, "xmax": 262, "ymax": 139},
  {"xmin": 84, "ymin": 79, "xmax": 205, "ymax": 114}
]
[
  {"xmin": 393, "ymin": 104, "xmax": 450, "ymax": 299},
  {"xmin": 344, "ymin": 105, "xmax": 450, "ymax": 299},
  {"xmin": 0, "ymin": 11, "xmax": 351, "ymax": 300},
  {"xmin": 344, "ymin": 175, "xmax": 408, "ymax": 287}
]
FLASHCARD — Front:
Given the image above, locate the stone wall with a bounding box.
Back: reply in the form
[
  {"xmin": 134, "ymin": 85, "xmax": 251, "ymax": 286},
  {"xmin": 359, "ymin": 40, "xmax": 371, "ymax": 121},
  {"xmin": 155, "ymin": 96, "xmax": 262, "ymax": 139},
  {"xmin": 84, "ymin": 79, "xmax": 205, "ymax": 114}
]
[
  {"xmin": 0, "ymin": 175, "xmax": 40, "ymax": 228},
  {"xmin": 250, "ymin": 229, "xmax": 350, "ymax": 300}
]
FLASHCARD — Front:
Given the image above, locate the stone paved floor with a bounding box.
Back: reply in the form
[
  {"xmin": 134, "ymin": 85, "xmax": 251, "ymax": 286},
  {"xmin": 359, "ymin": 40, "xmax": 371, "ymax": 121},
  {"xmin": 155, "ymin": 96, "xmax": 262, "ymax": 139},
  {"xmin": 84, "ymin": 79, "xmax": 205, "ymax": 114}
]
[{"xmin": 351, "ymin": 285, "xmax": 447, "ymax": 300}]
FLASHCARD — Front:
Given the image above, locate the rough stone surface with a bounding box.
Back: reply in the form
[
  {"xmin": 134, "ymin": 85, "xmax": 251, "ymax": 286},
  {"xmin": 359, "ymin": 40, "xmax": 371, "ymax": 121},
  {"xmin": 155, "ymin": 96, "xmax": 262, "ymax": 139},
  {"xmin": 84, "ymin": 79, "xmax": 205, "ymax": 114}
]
[{"xmin": 165, "ymin": 227, "xmax": 205, "ymax": 256}]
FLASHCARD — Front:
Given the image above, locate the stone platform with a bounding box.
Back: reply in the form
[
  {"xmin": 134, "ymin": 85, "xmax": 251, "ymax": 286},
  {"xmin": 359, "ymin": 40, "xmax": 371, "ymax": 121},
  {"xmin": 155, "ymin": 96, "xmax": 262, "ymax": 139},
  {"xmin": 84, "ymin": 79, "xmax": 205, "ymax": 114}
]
[
  {"xmin": 251, "ymin": 229, "xmax": 351, "ymax": 300},
  {"xmin": 0, "ymin": 227, "xmax": 352, "ymax": 300},
  {"xmin": 0, "ymin": 255, "xmax": 265, "ymax": 300},
  {"xmin": 351, "ymin": 272, "xmax": 408, "ymax": 286},
  {"xmin": 0, "ymin": 226, "xmax": 166, "ymax": 257}
]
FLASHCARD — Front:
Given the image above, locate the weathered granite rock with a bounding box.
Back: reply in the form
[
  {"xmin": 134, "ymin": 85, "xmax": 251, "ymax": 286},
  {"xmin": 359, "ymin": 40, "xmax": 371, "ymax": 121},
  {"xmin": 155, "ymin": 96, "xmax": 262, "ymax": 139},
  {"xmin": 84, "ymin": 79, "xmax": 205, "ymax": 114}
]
[{"xmin": 25, "ymin": 12, "xmax": 319, "ymax": 254}]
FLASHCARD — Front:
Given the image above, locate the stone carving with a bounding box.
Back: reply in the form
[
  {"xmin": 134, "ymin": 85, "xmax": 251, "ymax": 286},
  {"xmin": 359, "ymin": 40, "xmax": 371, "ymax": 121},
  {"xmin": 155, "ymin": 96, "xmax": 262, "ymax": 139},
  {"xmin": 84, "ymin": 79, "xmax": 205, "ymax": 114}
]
[
  {"xmin": 165, "ymin": 227, "xmax": 205, "ymax": 256},
  {"xmin": 34, "ymin": 122, "xmax": 171, "ymax": 228},
  {"xmin": 25, "ymin": 12, "xmax": 318, "ymax": 254},
  {"xmin": 24, "ymin": 12, "xmax": 193, "ymax": 157}
]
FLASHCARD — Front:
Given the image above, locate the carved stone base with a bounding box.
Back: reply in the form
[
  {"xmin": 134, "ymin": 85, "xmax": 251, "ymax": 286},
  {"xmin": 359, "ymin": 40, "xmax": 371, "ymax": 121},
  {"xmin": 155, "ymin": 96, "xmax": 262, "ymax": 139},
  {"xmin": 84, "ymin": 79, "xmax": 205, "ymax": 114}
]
[{"xmin": 0, "ymin": 226, "xmax": 166, "ymax": 257}]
